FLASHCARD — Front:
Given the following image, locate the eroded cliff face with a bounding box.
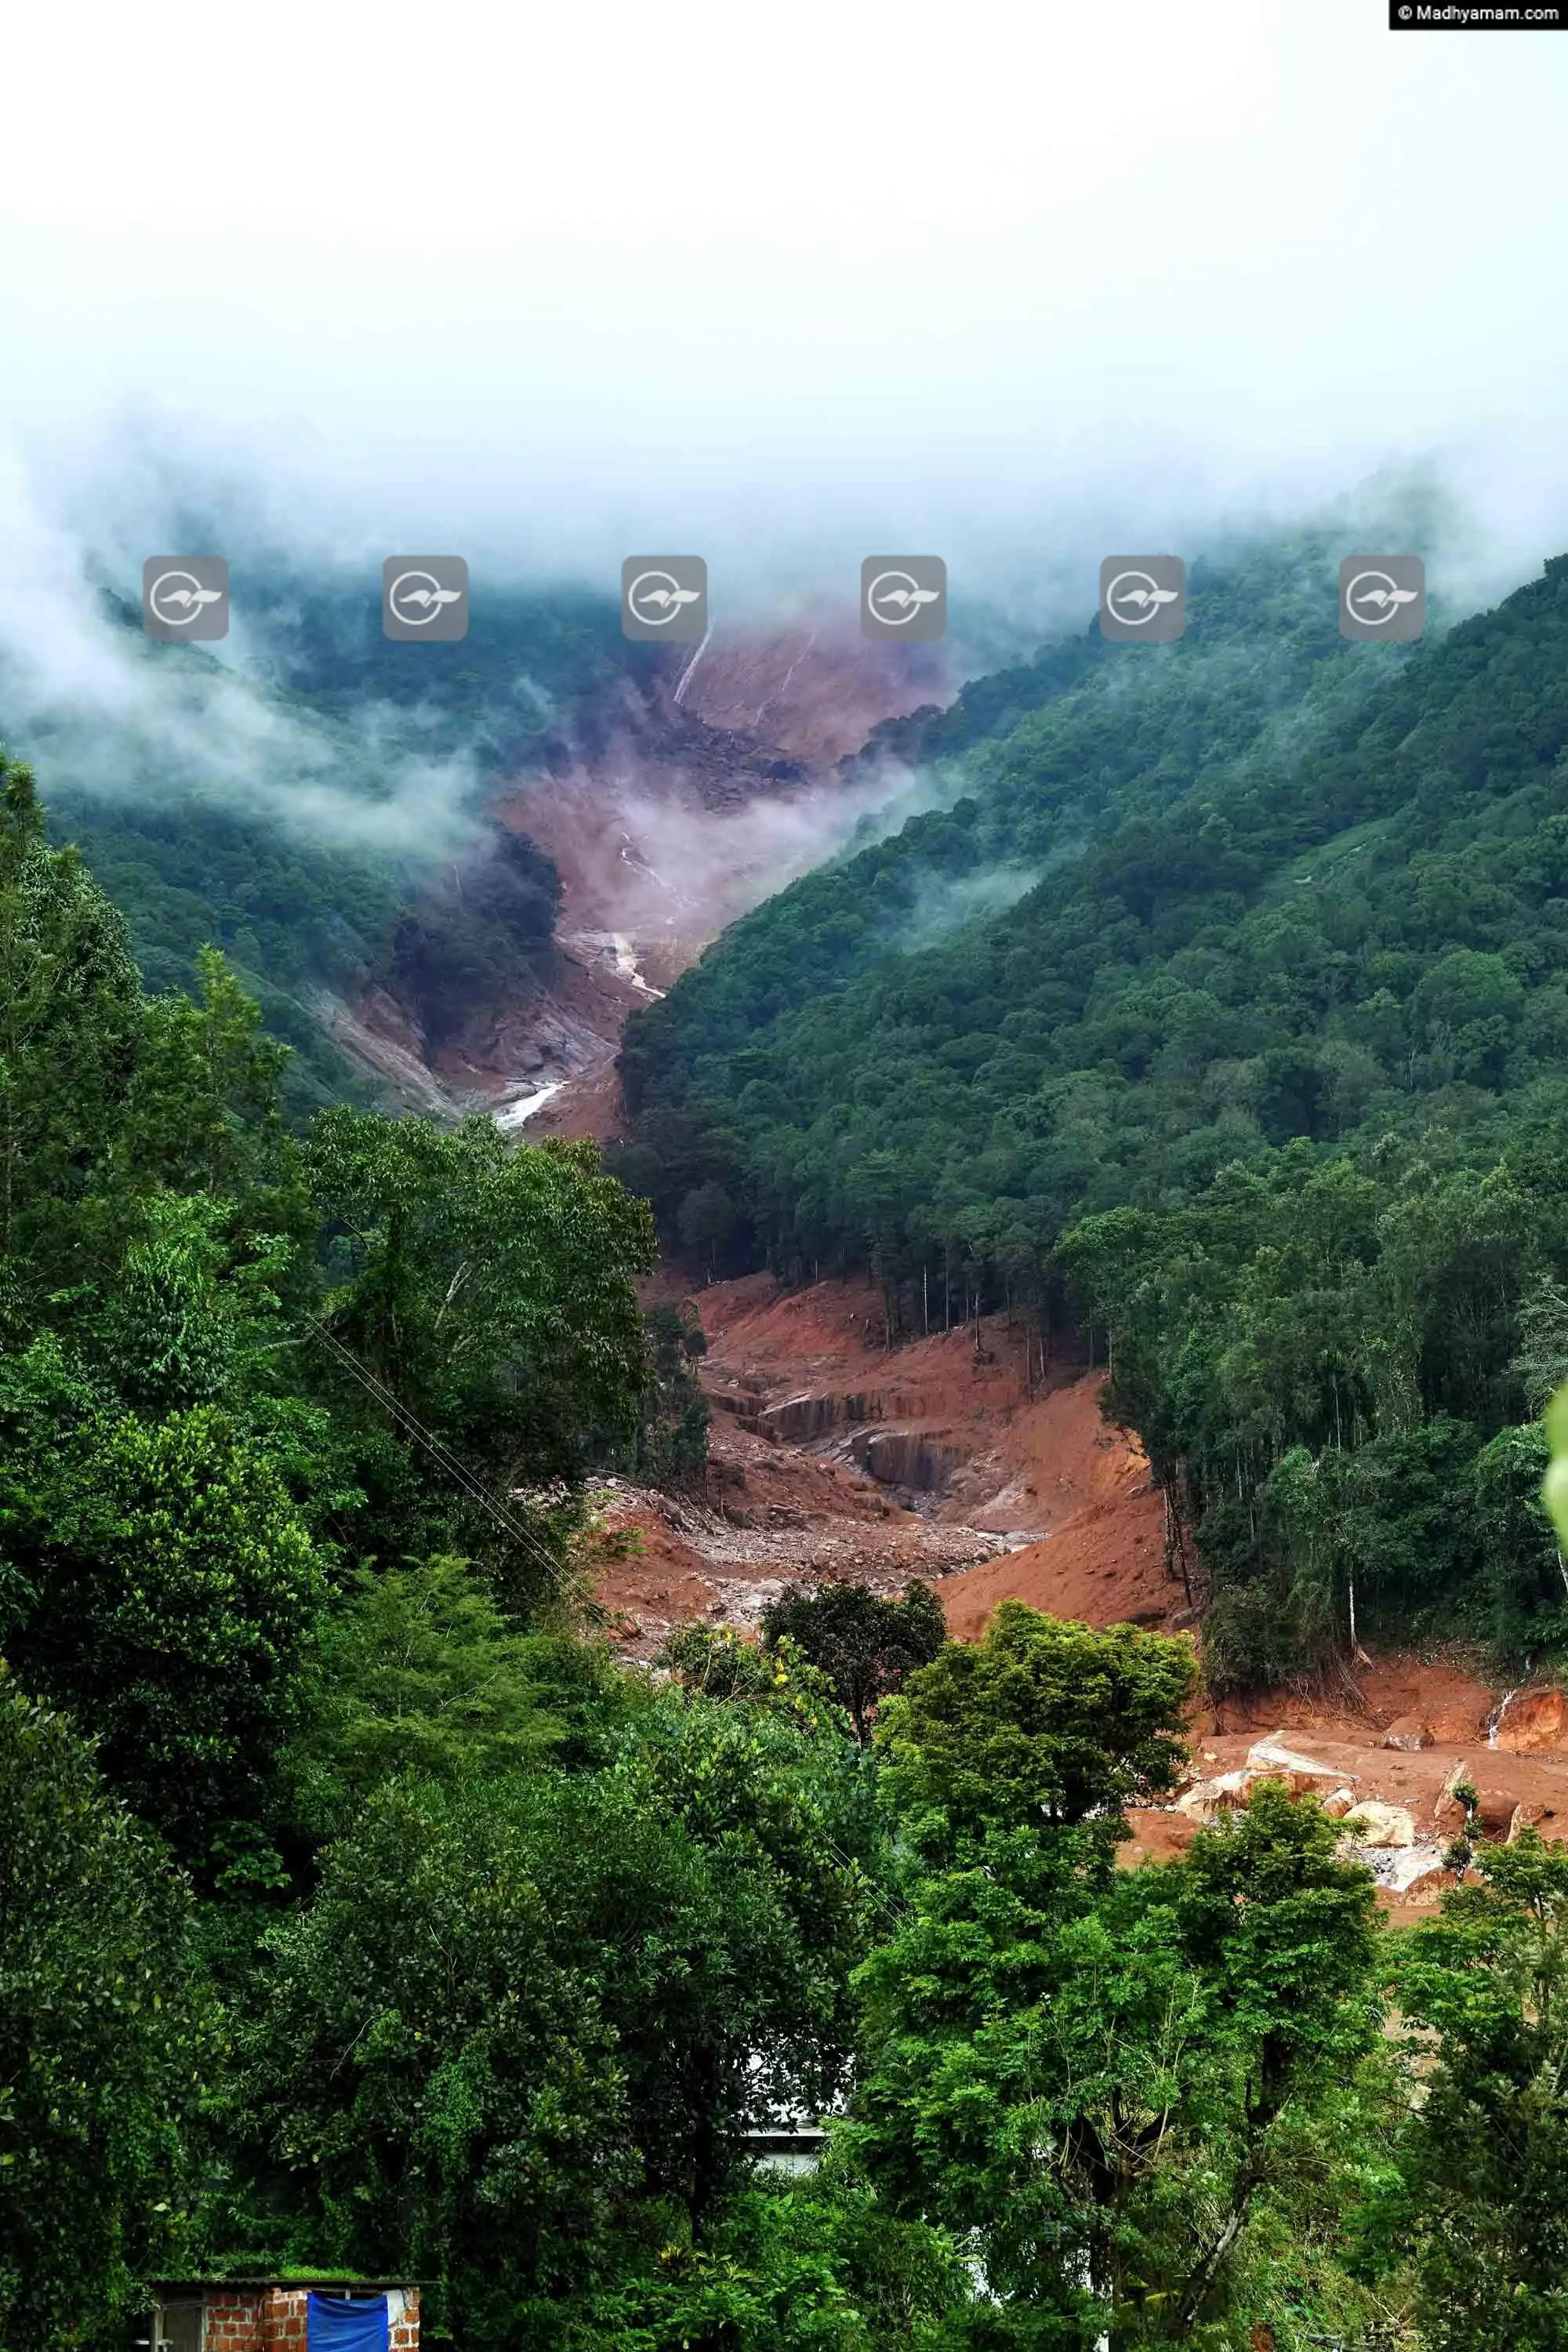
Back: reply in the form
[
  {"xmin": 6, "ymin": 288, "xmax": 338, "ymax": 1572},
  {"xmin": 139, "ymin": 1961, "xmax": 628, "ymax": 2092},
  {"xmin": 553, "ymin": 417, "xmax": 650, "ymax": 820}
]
[{"xmin": 355, "ymin": 617, "xmax": 949, "ymax": 1131}]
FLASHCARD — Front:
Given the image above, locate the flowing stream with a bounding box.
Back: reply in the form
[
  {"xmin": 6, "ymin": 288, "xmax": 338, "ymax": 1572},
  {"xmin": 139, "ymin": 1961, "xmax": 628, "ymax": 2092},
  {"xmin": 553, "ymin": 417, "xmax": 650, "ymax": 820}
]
[{"xmin": 494, "ymin": 1080, "xmax": 564, "ymax": 1131}]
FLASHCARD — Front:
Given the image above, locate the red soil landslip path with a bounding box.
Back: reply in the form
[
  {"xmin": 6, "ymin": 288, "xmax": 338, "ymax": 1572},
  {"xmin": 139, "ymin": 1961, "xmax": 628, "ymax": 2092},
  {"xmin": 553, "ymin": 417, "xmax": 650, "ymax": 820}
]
[
  {"xmin": 595, "ymin": 1272, "xmax": 1175, "ymax": 1650},
  {"xmin": 592, "ymin": 1272, "xmax": 1568, "ymax": 1918}
]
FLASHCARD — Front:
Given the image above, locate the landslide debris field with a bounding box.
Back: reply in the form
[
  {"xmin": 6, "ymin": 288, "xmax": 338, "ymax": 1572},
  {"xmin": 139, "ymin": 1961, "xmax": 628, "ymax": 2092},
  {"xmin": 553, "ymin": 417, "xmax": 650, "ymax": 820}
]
[
  {"xmin": 594, "ymin": 1272, "xmax": 1170, "ymax": 1654},
  {"xmin": 594, "ymin": 1271, "xmax": 1568, "ymax": 1915},
  {"xmin": 336, "ymin": 618, "xmax": 949, "ymax": 1139}
]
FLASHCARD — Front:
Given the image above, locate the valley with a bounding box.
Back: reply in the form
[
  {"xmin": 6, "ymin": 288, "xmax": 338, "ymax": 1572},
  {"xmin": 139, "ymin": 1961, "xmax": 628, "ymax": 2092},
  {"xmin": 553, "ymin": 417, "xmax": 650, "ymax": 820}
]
[
  {"xmin": 334, "ymin": 615, "xmax": 950, "ymax": 1141},
  {"xmin": 278, "ymin": 543, "xmax": 1568, "ymax": 1943},
  {"xmin": 328, "ymin": 545, "xmax": 1568, "ymax": 1897},
  {"xmin": 12, "ymin": 543, "xmax": 1568, "ymax": 2344},
  {"xmin": 13, "ymin": 1, "xmax": 1568, "ymax": 2330}
]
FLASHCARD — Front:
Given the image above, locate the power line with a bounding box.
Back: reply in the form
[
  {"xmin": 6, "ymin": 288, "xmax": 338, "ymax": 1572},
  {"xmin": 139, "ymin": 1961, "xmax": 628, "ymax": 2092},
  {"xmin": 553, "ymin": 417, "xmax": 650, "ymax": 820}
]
[
  {"xmin": 301, "ymin": 1312, "xmax": 579, "ymax": 1601},
  {"xmin": 304, "ymin": 1317, "xmax": 907, "ymax": 1927}
]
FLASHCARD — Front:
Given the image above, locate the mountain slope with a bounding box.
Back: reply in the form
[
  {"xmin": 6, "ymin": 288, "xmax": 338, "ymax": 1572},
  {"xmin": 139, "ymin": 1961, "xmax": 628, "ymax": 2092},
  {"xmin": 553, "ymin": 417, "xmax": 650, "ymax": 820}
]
[
  {"xmin": 622, "ymin": 541, "xmax": 1568, "ymax": 1265},
  {"xmin": 620, "ymin": 542, "xmax": 1568, "ymax": 1679},
  {"xmin": 10, "ymin": 568, "xmax": 943, "ymax": 1120},
  {"xmin": 6, "ymin": 572, "xmax": 625, "ymax": 1107}
]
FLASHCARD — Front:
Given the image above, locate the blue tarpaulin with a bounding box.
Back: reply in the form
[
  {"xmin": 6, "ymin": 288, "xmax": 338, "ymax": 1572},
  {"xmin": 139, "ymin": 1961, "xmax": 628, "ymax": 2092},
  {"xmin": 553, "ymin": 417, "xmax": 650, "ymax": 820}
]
[{"xmin": 307, "ymin": 2293, "xmax": 390, "ymax": 2351}]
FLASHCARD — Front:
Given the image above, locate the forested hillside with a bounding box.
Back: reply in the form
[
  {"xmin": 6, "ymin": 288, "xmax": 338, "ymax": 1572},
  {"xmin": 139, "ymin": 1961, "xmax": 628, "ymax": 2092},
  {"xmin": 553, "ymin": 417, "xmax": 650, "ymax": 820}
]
[
  {"xmin": 620, "ymin": 543, "xmax": 1568, "ymax": 1681},
  {"xmin": 12, "ymin": 739, "xmax": 1568, "ymax": 2349},
  {"xmin": 8, "ymin": 573, "xmax": 632, "ymax": 1105}
]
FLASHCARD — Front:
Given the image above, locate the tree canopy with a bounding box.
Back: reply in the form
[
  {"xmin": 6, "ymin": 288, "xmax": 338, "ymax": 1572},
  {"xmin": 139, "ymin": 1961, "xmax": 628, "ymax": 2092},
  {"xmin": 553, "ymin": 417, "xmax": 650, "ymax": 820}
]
[
  {"xmin": 0, "ymin": 1674, "xmax": 205, "ymax": 2350},
  {"xmin": 621, "ymin": 546, "xmax": 1568, "ymax": 1682},
  {"xmin": 760, "ymin": 1579, "xmax": 946, "ymax": 1744}
]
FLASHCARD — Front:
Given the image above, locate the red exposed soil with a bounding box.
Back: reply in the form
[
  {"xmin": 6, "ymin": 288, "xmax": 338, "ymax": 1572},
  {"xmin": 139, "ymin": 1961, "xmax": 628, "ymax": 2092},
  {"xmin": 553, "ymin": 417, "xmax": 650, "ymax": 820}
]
[
  {"xmin": 521, "ymin": 1059, "xmax": 627, "ymax": 1145},
  {"xmin": 1208, "ymin": 1655, "xmax": 1497, "ymax": 1746},
  {"xmin": 696, "ymin": 1272, "xmax": 1080, "ymax": 1479},
  {"xmin": 590, "ymin": 1271, "xmax": 1568, "ymax": 1913},
  {"xmin": 940, "ymin": 1488, "xmax": 1168, "ymax": 1641},
  {"xmin": 676, "ymin": 622, "xmax": 946, "ymax": 770},
  {"xmin": 346, "ymin": 621, "xmax": 946, "ymax": 1128},
  {"xmin": 438, "ymin": 932, "xmax": 648, "ymax": 1099},
  {"xmin": 694, "ymin": 1274, "xmax": 1176, "ymax": 1639},
  {"xmin": 1493, "ymin": 1685, "xmax": 1568, "ymax": 1751},
  {"xmin": 593, "ymin": 1273, "xmax": 1181, "ymax": 1653},
  {"xmin": 1167, "ymin": 1724, "xmax": 1568, "ymax": 1920}
]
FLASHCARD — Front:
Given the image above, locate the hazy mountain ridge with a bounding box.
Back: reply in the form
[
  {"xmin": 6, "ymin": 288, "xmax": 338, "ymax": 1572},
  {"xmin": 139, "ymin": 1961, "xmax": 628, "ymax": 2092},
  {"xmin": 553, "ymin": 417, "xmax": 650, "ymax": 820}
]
[{"xmin": 3, "ymin": 563, "xmax": 945, "ymax": 1116}]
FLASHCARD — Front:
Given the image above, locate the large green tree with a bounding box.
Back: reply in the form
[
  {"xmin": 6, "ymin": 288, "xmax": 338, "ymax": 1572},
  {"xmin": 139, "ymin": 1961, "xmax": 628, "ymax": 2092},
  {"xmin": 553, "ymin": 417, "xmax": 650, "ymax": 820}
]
[
  {"xmin": 0, "ymin": 757, "xmax": 143, "ymax": 1298},
  {"xmin": 0, "ymin": 1673, "xmax": 205, "ymax": 2349},
  {"xmin": 305, "ymin": 1109, "xmax": 655, "ymax": 1532},
  {"xmin": 232, "ymin": 1678, "xmax": 881, "ymax": 2348},
  {"xmin": 873, "ymin": 1600, "xmax": 1196, "ymax": 1850},
  {"xmin": 1393, "ymin": 1829, "xmax": 1568, "ymax": 2349},
  {"xmin": 284, "ymin": 1555, "xmax": 620, "ymax": 1836},
  {"xmin": 760, "ymin": 1580, "xmax": 947, "ymax": 1744},
  {"xmin": 543, "ymin": 2162, "xmax": 971, "ymax": 2350},
  {"xmin": 0, "ymin": 1341, "xmax": 328, "ymax": 1864},
  {"xmin": 853, "ymin": 1613, "xmax": 1384, "ymax": 2347}
]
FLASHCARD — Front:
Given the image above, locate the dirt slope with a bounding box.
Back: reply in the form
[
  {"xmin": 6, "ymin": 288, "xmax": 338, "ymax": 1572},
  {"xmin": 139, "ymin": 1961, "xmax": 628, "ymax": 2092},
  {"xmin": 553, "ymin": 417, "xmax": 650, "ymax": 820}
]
[
  {"xmin": 591, "ymin": 1271, "xmax": 1568, "ymax": 1915},
  {"xmin": 939, "ymin": 1486, "xmax": 1168, "ymax": 1639},
  {"xmin": 368, "ymin": 623, "xmax": 949, "ymax": 1137},
  {"xmin": 597, "ymin": 1274, "xmax": 1178, "ymax": 1651}
]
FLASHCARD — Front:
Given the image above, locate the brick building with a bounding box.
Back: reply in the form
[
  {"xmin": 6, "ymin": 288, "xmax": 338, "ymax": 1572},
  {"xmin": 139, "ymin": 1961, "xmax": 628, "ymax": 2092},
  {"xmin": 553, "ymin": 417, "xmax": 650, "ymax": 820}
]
[{"xmin": 145, "ymin": 2279, "xmax": 419, "ymax": 2352}]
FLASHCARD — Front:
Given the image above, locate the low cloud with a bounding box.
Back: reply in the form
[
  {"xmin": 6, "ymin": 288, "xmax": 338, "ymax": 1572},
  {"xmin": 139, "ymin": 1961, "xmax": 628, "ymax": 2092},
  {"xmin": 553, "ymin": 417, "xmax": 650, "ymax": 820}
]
[{"xmin": 0, "ymin": 447, "xmax": 485, "ymax": 861}]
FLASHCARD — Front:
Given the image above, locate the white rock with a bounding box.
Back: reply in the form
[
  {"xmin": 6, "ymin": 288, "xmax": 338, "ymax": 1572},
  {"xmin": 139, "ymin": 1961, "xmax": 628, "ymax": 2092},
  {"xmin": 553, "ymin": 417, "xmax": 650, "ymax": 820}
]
[
  {"xmin": 1339, "ymin": 1799, "xmax": 1417, "ymax": 1849},
  {"xmin": 1245, "ymin": 1736, "xmax": 1352, "ymax": 1783},
  {"xmin": 1378, "ymin": 1844, "xmax": 1449, "ymax": 1893},
  {"xmin": 1175, "ymin": 1771, "xmax": 1250, "ymax": 1821}
]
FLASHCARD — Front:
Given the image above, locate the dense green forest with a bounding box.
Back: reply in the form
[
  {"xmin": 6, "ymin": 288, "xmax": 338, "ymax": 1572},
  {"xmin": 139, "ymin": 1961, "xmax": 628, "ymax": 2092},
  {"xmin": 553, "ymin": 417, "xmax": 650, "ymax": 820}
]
[
  {"xmin": 5, "ymin": 751, "xmax": 1568, "ymax": 2348},
  {"xmin": 619, "ymin": 542, "xmax": 1568, "ymax": 1682}
]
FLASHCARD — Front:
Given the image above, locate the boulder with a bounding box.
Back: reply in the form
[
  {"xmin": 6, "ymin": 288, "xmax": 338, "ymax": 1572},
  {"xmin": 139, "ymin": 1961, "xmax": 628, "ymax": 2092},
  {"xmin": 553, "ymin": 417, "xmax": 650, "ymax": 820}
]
[
  {"xmin": 1490, "ymin": 1686, "xmax": 1568, "ymax": 1753},
  {"xmin": 1432, "ymin": 1758, "xmax": 1473, "ymax": 1837},
  {"xmin": 1118, "ymin": 1809, "xmax": 1198, "ymax": 1866},
  {"xmin": 1244, "ymin": 1736, "xmax": 1349, "ymax": 1786},
  {"xmin": 1472, "ymin": 1784, "xmax": 1518, "ymax": 1838},
  {"xmin": 1381, "ymin": 1844, "xmax": 1450, "ymax": 1893},
  {"xmin": 1382, "ymin": 1715, "xmax": 1433, "ymax": 1751},
  {"xmin": 1322, "ymin": 1788, "xmax": 1358, "ymax": 1820},
  {"xmin": 1508, "ymin": 1801, "xmax": 1546, "ymax": 1843},
  {"xmin": 1340, "ymin": 1800, "xmax": 1417, "ymax": 1849},
  {"xmin": 1176, "ymin": 1771, "xmax": 1250, "ymax": 1822},
  {"xmin": 1249, "ymin": 1768, "xmax": 1341, "ymax": 1800}
]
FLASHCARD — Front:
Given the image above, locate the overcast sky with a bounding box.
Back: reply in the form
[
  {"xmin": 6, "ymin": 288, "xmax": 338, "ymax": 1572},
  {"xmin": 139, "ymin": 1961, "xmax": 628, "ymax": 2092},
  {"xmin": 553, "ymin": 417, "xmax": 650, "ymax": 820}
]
[{"xmin": 2, "ymin": 0, "xmax": 1566, "ymax": 612}]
